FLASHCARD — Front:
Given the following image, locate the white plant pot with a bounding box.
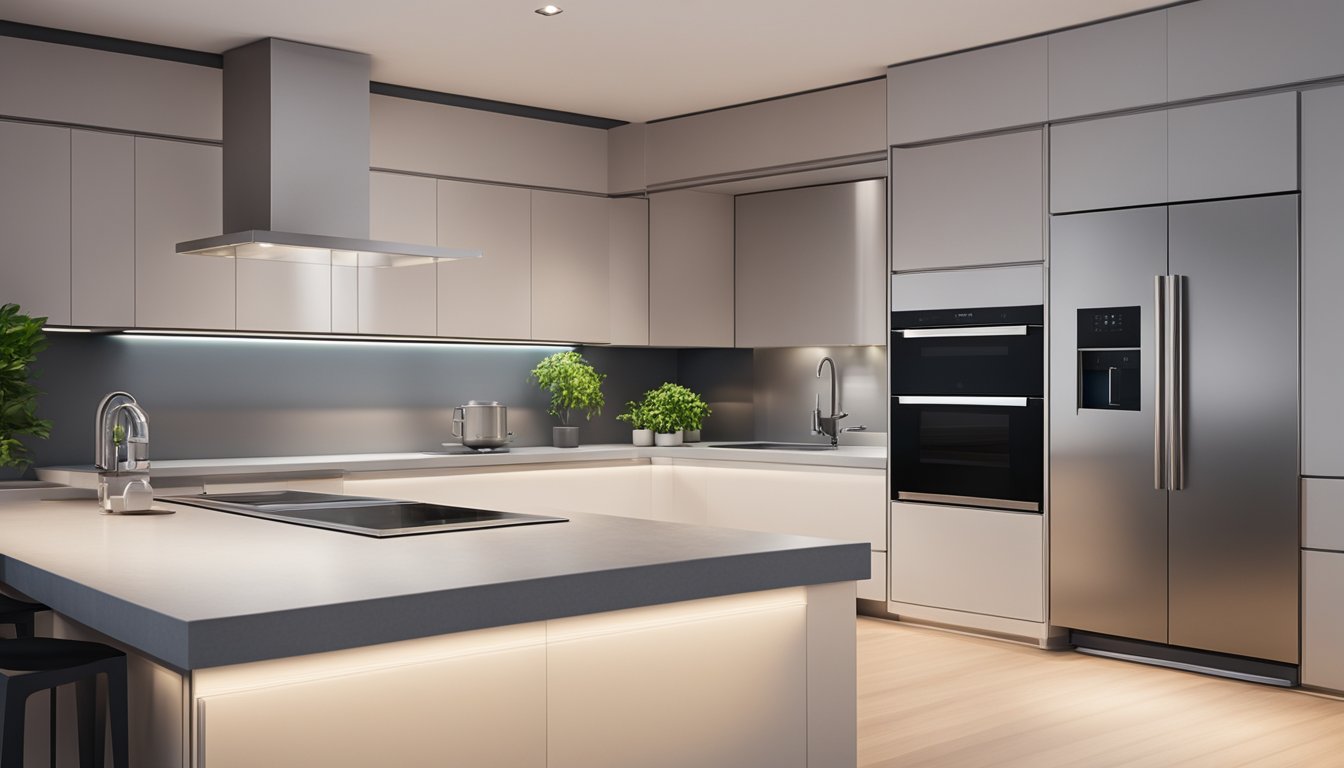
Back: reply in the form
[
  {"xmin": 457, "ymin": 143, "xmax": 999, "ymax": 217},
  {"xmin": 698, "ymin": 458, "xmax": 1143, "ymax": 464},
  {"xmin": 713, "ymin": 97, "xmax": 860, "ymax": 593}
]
[
  {"xmin": 632, "ymin": 429, "xmax": 654, "ymax": 447},
  {"xmin": 654, "ymin": 432, "xmax": 684, "ymax": 447},
  {"xmin": 682, "ymin": 429, "xmax": 701, "ymax": 443}
]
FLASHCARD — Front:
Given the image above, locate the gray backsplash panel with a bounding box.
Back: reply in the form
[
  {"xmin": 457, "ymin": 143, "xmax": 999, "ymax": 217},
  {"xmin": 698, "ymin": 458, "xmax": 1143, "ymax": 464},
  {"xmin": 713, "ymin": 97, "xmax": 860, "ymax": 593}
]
[
  {"xmin": 752, "ymin": 346, "xmax": 888, "ymax": 443},
  {"xmin": 3, "ymin": 336, "xmax": 883, "ymax": 479},
  {"xmin": 10, "ymin": 336, "xmax": 677, "ymax": 472}
]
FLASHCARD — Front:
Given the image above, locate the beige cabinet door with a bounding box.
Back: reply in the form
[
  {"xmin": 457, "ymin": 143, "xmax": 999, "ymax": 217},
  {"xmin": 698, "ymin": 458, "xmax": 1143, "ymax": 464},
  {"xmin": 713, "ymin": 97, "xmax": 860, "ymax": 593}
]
[
  {"xmin": 887, "ymin": 37, "xmax": 1047, "ymax": 145},
  {"xmin": 362, "ymin": 171, "xmax": 437, "ymax": 336},
  {"xmin": 648, "ymin": 190, "xmax": 734, "ymax": 347},
  {"xmin": 1304, "ymin": 85, "xmax": 1344, "ymax": 477},
  {"xmin": 735, "ymin": 180, "xmax": 885, "ymax": 347},
  {"xmin": 1167, "ymin": 91, "xmax": 1298, "ymax": 203},
  {"xmin": 531, "ymin": 190, "xmax": 609, "ymax": 344},
  {"xmin": 134, "ymin": 137, "xmax": 229, "ymax": 329},
  {"xmin": 547, "ymin": 597, "xmax": 807, "ymax": 768},
  {"xmin": 891, "ymin": 129, "xmax": 1044, "ymax": 271},
  {"xmin": 0, "ymin": 121, "xmax": 70, "ymax": 324},
  {"xmin": 71, "ymin": 129, "xmax": 134, "ymax": 327},
  {"xmin": 436, "ymin": 180, "xmax": 531, "ymax": 340},
  {"xmin": 608, "ymin": 197, "xmax": 649, "ymax": 346}
]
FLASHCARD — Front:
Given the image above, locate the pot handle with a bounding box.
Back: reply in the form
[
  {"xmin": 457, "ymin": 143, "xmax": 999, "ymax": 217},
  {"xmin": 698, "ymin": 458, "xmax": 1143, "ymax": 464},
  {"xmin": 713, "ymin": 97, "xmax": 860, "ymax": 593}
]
[{"xmin": 451, "ymin": 406, "xmax": 465, "ymax": 438}]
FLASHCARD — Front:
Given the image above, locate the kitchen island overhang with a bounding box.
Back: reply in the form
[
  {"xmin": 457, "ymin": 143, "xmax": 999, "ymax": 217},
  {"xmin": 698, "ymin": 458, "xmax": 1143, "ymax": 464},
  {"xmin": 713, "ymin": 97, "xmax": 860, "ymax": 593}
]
[{"xmin": 0, "ymin": 499, "xmax": 866, "ymax": 767}]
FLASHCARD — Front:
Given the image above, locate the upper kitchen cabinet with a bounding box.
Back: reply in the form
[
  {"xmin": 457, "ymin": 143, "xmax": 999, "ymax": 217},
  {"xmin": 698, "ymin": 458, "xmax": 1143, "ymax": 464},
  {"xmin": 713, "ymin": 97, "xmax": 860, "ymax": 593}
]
[
  {"xmin": 1051, "ymin": 91, "xmax": 1297, "ymax": 213},
  {"xmin": 1302, "ymin": 85, "xmax": 1344, "ymax": 478},
  {"xmin": 1168, "ymin": 0, "xmax": 1344, "ymax": 102},
  {"xmin": 436, "ymin": 180, "xmax": 532, "ymax": 340},
  {"xmin": 0, "ymin": 37, "xmax": 221, "ymax": 142},
  {"xmin": 135, "ymin": 137, "xmax": 230, "ymax": 330},
  {"xmin": 1167, "ymin": 91, "xmax": 1298, "ymax": 203},
  {"xmin": 71, "ymin": 130, "xmax": 135, "ymax": 327},
  {"xmin": 1050, "ymin": 110, "xmax": 1167, "ymax": 213},
  {"xmin": 363, "ymin": 171, "xmax": 438, "ymax": 337},
  {"xmin": 735, "ymin": 181, "xmax": 886, "ymax": 347},
  {"xmin": 648, "ymin": 190, "xmax": 735, "ymax": 347},
  {"xmin": 887, "ymin": 38, "xmax": 1047, "ymax": 146},
  {"xmin": 1047, "ymin": 10, "xmax": 1167, "ymax": 120},
  {"xmin": 608, "ymin": 198, "xmax": 650, "ymax": 347},
  {"xmin": 891, "ymin": 129, "xmax": 1044, "ymax": 271},
  {"xmin": 646, "ymin": 80, "xmax": 886, "ymax": 187},
  {"xmin": 531, "ymin": 191, "xmax": 610, "ymax": 344},
  {"xmin": 370, "ymin": 95, "xmax": 607, "ymax": 194},
  {"xmin": 0, "ymin": 121, "xmax": 70, "ymax": 325}
]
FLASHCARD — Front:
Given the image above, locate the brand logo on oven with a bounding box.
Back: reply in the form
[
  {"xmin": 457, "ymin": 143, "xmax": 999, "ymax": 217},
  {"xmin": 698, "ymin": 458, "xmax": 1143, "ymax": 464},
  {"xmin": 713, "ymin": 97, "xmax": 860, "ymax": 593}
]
[{"xmin": 954, "ymin": 312, "xmax": 973, "ymax": 319}]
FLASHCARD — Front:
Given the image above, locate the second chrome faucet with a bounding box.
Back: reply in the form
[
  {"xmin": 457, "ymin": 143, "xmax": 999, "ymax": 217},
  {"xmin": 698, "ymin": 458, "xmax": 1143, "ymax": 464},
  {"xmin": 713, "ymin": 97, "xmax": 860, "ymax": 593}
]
[{"xmin": 811, "ymin": 356, "xmax": 867, "ymax": 447}]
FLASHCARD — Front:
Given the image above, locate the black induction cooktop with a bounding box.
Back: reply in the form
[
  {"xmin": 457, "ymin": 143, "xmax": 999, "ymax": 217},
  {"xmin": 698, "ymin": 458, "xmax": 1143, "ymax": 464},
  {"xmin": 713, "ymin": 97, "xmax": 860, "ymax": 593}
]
[{"xmin": 157, "ymin": 490, "xmax": 567, "ymax": 538}]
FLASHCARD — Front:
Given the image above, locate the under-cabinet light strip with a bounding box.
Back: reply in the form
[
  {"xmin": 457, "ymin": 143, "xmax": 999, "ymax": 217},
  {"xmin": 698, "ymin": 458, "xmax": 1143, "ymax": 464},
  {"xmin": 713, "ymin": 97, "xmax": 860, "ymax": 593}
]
[{"xmin": 117, "ymin": 328, "xmax": 575, "ymax": 349}]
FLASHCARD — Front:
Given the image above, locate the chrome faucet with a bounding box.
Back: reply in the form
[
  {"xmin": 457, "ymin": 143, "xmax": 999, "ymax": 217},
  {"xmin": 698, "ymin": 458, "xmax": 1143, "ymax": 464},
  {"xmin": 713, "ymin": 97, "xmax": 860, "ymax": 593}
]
[
  {"xmin": 94, "ymin": 391, "xmax": 155, "ymax": 513},
  {"xmin": 811, "ymin": 356, "xmax": 867, "ymax": 447}
]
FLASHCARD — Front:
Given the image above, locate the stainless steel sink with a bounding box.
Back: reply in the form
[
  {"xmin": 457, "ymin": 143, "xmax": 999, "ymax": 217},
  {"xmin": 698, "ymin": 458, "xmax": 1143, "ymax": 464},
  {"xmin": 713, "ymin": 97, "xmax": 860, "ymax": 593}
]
[{"xmin": 706, "ymin": 442, "xmax": 837, "ymax": 452}]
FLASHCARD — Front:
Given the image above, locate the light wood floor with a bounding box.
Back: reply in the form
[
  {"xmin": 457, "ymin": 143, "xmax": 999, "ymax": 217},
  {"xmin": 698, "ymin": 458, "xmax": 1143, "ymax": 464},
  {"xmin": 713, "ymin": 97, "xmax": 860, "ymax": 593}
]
[{"xmin": 857, "ymin": 617, "xmax": 1344, "ymax": 767}]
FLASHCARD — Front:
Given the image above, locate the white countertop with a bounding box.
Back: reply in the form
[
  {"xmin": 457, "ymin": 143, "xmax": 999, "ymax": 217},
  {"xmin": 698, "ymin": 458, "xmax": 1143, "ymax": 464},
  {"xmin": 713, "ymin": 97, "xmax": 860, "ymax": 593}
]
[
  {"xmin": 0, "ymin": 496, "xmax": 867, "ymax": 670},
  {"xmin": 37, "ymin": 442, "xmax": 887, "ymax": 488}
]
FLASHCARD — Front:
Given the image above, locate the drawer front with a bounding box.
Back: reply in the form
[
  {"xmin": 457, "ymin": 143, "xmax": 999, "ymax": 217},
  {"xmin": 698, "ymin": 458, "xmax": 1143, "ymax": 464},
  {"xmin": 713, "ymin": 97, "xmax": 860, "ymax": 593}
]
[{"xmin": 889, "ymin": 502, "xmax": 1043, "ymax": 621}]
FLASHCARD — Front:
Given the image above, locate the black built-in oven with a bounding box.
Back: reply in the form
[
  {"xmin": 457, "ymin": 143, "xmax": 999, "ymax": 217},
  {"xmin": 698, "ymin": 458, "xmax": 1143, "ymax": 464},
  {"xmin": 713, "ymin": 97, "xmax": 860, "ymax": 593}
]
[{"xmin": 891, "ymin": 305, "xmax": 1045, "ymax": 512}]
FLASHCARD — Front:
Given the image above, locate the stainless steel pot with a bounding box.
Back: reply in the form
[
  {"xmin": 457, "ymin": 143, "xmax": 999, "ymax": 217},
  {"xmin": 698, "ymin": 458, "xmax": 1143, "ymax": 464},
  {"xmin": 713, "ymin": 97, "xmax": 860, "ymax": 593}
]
[{"xmin": 451, "ymin": 401, "xmax": 512, "ymax": 449}]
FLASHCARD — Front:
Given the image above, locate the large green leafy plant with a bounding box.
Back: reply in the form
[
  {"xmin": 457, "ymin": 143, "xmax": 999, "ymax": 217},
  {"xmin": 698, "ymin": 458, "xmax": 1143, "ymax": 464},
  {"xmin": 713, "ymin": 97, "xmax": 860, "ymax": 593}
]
[
  {"xmin": 0, "ymin": 304, "xmax": 53, "ymax": 469},
  {"xmin": 529, "ymin": 351, "xmax": 605, "ymax": 426},
  {"xmin": 641, "ymin": 383, "xmax": 712, "ymax": 435}
]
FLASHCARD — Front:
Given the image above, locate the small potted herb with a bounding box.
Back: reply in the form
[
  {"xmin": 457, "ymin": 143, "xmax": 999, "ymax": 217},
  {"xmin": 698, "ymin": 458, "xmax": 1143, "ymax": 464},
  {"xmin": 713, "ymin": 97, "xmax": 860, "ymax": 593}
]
[
  {"xmin": 642, "ymin": 383, "xmax": 712, "ymax": 447},
  {"xmin": 529, "ymin": 351, "xmax": 605, "ymax": 448},
  {"xmin": 0, "ymin": 304, "xmax": 53, "ymax": 475},
  {"xmin": 616, "ymin": 399, "xmax": 654, "ymax": 446}
]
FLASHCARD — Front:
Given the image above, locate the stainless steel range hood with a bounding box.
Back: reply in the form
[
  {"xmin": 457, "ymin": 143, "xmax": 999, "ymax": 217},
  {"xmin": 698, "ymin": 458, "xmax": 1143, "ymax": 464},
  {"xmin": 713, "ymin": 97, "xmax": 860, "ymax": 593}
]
[{"xmin": 176, "ymin": 38, "xmax": 480, "ymax": 267}]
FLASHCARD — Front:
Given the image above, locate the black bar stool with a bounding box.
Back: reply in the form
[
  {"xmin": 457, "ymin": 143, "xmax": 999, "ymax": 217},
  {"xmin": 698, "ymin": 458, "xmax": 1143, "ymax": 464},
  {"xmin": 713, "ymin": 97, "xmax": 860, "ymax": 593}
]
[
  {"xmin": 0, "ymin": 597, "xmax": 129, "ymax": 768},
  {"xmin": 0, "ymin": 638, "xmax": 129, "ymax": 768},
  {"xmin": 0, "ymin": 595, "xmax": 46, "ymax": 639}
]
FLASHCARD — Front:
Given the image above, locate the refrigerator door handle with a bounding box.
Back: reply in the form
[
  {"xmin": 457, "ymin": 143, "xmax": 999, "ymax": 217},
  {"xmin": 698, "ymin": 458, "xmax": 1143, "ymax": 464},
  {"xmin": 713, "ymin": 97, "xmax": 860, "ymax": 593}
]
[
  {"xmin": 1154, "ymin": 275, "xmax": 1168, "ymax": 491},
  {"xmin": 1170, "ymin": 274, "xmax": 1187, "ymax": 491}
]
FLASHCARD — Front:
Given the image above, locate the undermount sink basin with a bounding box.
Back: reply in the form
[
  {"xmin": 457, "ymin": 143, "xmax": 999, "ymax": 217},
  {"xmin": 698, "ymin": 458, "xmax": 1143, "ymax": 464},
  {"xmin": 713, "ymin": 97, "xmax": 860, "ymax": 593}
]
[{"xmin": 706, "ymin": 442, "xmax": 837, "ymax": 452}]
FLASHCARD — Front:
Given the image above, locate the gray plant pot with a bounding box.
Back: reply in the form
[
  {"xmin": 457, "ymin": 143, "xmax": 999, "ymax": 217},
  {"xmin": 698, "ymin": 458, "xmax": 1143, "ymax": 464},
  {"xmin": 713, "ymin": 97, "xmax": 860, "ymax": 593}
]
[
  {"xmin": 553, "ymin": 426, "xmax": 580, "ymax": 448},
  {"xmin": 683, "ymin": 429, "xmax": 701, "ymax": 443}
]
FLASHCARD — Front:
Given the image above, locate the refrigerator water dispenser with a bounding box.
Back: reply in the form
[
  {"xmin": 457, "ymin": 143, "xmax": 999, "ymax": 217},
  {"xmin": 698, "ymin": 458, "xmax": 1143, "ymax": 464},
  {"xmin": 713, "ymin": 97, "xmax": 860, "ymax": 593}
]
[{"xmin": 1077, "ymin": 306, "xmax": 1141, "ymax": 411}]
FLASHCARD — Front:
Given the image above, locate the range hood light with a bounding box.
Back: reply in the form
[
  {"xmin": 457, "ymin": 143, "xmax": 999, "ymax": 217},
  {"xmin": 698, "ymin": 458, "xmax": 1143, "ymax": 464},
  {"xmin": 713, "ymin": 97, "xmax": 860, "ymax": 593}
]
[
  {"xmin": 535, "ymin": 5, "xmax": 564, "ymax": 16},
  {"xmin": 178, "ymin": 231, "xmax": 482, "ymax": 268}
]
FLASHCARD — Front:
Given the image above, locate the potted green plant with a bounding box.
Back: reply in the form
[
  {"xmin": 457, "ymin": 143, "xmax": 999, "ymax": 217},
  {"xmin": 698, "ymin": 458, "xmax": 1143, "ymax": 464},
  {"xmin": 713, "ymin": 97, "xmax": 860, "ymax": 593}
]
[
  {"xmin": 529, "ymin": 351, "xmax": 605, "ymax": 448},
  {"xmin": 642, "ymin": 383, "xmax": 712, "ymax": 447},
  {"xmin": 616, "ymin": 399, "xmax": 654, "ymax": 446},
  {"xmin": 0, "ymin": 304, "xmax": 53, "ymax": 475}
]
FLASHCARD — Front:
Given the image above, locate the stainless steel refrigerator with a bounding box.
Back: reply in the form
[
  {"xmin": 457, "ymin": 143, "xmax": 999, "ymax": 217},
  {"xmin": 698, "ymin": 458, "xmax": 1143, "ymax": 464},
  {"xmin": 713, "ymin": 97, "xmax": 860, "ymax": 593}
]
[{"xmin": 1050, "ymin": 195, "xmax": 1299, "ymax": 667}]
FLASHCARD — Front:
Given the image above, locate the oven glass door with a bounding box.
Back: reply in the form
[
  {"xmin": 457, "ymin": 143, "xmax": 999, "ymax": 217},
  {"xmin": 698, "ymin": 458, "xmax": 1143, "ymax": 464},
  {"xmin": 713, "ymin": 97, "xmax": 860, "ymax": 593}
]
[
  {"xmin": 890, "ymin": 326, "xmax": 1043, "ymax": 397},
  {"xmin": 890, "ymin": 397, "xmax": 1044, "ymax": 511}
]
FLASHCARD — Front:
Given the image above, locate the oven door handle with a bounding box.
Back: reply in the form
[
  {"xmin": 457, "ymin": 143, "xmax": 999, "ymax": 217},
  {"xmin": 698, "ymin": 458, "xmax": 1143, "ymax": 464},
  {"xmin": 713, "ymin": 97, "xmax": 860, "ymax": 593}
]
[
  {"xmin": 898, "ymin": 325, "xmax": 1030, "ymax": 339},
  {"xmin": 896, "ymin": 396, "xmax": 1030, "ymax": 407}
]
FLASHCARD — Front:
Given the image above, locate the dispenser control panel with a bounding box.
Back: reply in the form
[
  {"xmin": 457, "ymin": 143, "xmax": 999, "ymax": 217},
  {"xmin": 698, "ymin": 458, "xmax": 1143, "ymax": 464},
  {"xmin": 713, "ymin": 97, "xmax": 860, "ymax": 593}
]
[{"xmin": 1077, "ymin": 306, "xmax": 1140, "ymax": 349}]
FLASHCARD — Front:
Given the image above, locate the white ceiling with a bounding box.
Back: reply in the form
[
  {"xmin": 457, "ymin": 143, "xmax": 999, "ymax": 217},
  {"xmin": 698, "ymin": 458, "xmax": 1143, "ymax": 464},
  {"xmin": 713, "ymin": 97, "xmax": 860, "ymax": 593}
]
[{"xmin": 6, "ymin": 0, "xmax": 1170, "ymax": 123}]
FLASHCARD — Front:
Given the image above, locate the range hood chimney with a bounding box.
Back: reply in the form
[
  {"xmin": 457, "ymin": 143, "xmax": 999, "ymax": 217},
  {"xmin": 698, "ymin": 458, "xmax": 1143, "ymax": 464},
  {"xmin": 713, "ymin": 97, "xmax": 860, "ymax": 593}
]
[{"xmin": 177, "ymin": 38, "xmax": 479, "ymax": 267}]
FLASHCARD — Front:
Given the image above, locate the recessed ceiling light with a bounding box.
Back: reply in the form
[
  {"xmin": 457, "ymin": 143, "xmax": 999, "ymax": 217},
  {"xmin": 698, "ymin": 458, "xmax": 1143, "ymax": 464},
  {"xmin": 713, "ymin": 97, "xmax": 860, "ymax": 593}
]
[{"xmin": 535, "ymin": 5, "xmax": 563, "ymax": 16}]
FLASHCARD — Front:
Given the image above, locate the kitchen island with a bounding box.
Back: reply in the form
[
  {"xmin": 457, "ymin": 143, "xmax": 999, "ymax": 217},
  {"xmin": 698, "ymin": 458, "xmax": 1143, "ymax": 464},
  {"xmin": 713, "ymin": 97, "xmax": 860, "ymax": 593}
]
[{"xmin": 0, "ymin": 494, "xmax": 866, "ymax": 768}]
